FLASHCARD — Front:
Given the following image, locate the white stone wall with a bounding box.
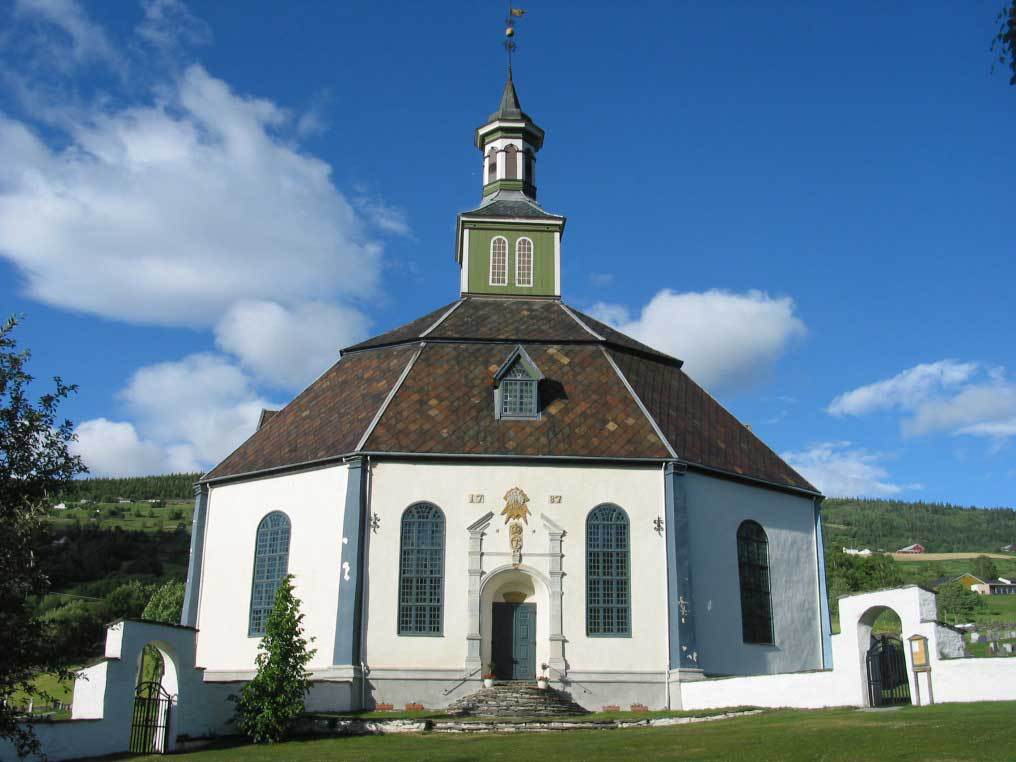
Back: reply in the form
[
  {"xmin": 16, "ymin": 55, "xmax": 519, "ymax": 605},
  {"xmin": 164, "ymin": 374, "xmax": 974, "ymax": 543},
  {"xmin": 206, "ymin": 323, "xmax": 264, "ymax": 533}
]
[
  {"xmin": 684, "ymin": 472, "xmax": 823, "ymax": 676},
  {"xmin": 363, "ymin": 461, "xmax": 668, "ymax": 691},
  {"xmin": 195, "ymin": 464, "xmax": 350, "ymax": 675}
]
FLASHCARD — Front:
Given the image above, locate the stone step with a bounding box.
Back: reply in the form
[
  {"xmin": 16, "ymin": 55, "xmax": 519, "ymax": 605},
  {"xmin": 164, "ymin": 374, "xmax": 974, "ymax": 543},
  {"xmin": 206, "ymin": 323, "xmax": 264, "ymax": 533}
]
[{"xmin": 447, "ymin": 681, "xmax": 588, "ymax": 718}]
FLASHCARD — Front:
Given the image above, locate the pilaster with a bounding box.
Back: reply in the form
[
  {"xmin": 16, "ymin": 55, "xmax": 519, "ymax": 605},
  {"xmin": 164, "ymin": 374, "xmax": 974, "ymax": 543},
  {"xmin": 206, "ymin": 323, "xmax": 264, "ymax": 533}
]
[
  {"xmin": 333, "ymin": 457, "xmax": 368, "ymax": 673},
  {"xmin": 814, "ymin": 498, "xmax": 834, "ymax": 668},
  {"xmin": 465, "ymin": 511, "xmax": 494, "ymax": 675},
  {"xmin": 541, "ymin": 513, "xmax": 567, "ymax": 673},
  {"xmin": 180, "ymin": 483, "xmax": 208, "ymax": 627},
  {"xmin": 664, "ymin": 462, "xmax": 702, "ymax": 676}
]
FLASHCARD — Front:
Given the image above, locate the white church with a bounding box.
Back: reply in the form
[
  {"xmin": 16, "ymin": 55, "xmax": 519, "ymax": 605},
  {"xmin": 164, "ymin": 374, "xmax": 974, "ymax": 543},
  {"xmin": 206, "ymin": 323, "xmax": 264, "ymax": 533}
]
[{"xmin": 180, "ymin": 71, "xmax": 833, "ymax": 712}]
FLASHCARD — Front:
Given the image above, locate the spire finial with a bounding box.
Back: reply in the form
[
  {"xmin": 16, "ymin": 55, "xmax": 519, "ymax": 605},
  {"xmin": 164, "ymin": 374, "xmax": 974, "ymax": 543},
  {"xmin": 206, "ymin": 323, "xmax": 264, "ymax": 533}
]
[{"xmin": 504, "ymin": 3, "xmax": 526, "ymax": 79}]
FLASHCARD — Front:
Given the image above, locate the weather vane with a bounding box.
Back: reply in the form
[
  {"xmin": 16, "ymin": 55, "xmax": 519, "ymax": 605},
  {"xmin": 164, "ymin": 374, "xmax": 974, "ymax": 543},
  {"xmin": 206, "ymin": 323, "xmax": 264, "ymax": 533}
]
[{"xmin": 504, "ymin": 2, "xmax": 526, "ymax": 77}]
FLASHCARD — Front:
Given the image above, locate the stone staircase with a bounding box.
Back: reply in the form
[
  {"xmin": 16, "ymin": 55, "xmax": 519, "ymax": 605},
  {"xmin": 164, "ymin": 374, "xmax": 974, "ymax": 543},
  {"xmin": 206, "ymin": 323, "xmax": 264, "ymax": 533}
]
[{"xmin": 447, "ymin": 681, "xmax": 588, "ymax": 718}]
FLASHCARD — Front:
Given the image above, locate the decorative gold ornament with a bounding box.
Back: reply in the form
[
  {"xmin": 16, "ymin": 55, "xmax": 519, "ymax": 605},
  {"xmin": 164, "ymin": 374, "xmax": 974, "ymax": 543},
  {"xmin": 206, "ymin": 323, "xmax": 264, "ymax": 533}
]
[{"xmin": 501, "ymin": 486, "xmax": 531, "ymax": 524}]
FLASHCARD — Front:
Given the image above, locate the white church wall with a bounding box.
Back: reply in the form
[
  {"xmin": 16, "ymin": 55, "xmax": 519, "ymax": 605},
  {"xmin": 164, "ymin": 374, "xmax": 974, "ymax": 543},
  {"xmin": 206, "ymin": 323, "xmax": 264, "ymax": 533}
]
[
  {"xmin": 195, "ymin": 465, "xmax": 349, "ymax": 676},
  {"xmin": 684, "ymin": 472, "xmax": 822, "ymax": 677},
  {"xmin": 363, "ymin": 460, "xmax": 668, "ymax": 708}
]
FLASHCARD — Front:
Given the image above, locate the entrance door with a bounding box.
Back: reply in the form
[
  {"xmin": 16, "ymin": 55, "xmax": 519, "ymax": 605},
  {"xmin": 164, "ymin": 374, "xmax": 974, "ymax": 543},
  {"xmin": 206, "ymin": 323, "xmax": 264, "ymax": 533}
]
[
  {"xmin": 491, "ymin": 602, "xmax": 537, "ymax": 680},
  {"xmin": 866, "ymin": 634, "xmax": 911, "ymax": 707}
]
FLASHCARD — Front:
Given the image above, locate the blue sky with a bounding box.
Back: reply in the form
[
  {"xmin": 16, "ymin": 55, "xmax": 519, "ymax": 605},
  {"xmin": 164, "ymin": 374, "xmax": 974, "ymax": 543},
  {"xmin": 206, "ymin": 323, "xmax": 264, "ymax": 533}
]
[{"xmin": 1, "ymin": 0, "xmax": 1014, "ymax": 506}]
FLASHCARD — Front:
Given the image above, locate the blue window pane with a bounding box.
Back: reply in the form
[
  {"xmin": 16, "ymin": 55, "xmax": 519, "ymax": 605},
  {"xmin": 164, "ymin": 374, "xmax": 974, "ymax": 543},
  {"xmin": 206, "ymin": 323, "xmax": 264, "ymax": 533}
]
[
  {"xmin": 586, "ymin": 504, "xmax": 631, "ymax": 636},
  {"xmin": 398, "ymin": 503, "xmax": 445, "ymax": 635},
  {"xmin": 248, "ymin": 512, "xmax": 291, "ymax": 636},
  {"xmin": 737, "ymin": 520, "xmax": 774, "ymax": 644}
]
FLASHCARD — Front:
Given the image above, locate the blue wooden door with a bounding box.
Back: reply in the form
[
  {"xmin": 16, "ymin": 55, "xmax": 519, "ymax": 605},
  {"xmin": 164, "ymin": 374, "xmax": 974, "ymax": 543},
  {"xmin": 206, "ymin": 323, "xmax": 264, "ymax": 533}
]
[{"xmin": 512, "ymin": 603, "xmax": 537, "ymax": 679}]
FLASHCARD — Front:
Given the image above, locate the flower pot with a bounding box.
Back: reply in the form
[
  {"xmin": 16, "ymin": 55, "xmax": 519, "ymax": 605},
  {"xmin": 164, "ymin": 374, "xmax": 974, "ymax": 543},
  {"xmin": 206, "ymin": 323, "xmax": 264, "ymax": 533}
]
[
  {"xmin": 483, "ymin": 678, "xmax": 494, "ymax": 689},
  {"xmin": 537, "ymin": 678, "xmax": 549, "ymax": 690}
]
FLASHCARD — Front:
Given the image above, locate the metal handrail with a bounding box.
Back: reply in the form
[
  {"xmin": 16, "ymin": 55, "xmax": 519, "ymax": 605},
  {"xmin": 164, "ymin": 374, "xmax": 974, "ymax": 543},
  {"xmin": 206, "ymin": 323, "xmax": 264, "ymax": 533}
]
[{"xmin": 442, "ymin": 666, "xmax": 482, "ymax": 695}]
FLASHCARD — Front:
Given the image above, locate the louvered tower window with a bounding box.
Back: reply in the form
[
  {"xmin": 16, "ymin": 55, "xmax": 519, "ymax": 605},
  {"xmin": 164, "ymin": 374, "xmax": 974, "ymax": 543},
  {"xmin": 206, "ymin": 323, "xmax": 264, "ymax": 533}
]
[
  {"xmin": 504, "ymin": 144, "xmax": 518, "ymax": 179},
  {"xmin": 248, "ymin": 511, "xmax": 291, "ymax": 636},
  {"xmin": 515, "ymin": 238, "xmax": 533, "ymax": 287},
  {"xmin": 489, "ymin": 237, "xmax": 508, "ymax": 286},
  {"xmin": 586, "ymin": 504, "xmax": 631, "ymax": 636},
  {"xmin": 398, "ymin": 502, "xmax": 445, "ymax": 635},
  {"xmin": 737, "ymin": 520, "xmax": 774, "ymax": 644}
]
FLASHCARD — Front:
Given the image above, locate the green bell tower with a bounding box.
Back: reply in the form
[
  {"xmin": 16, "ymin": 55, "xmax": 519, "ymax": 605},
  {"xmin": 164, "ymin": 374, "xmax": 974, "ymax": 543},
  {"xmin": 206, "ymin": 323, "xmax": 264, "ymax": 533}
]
[{"xmin": 455, "ymin": 73, "xmax": 566, "ymax": 298}]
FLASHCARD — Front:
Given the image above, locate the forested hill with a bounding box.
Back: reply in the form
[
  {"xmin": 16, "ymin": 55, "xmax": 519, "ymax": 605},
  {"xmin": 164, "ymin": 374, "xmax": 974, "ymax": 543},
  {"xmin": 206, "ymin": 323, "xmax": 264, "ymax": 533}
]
[
  {"xmin": 822, "ymin": 497, "xmax": 1016, "ymax": 553},
  {"xmin": 57, "ymin": 473, "xmax": 202, "ymax": 503}
]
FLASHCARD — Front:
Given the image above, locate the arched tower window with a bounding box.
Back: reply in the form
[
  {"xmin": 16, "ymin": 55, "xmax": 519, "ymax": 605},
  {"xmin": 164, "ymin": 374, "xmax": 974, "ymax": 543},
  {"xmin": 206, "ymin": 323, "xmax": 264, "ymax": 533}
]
[
  {"xmin": 248, "ymin": 511, "xmax": 291, "ymax": 636},
  {"xmin": 504, "ymin": 144, "xmax": 518, "ymax": 179},
  {"xmin": 586, "ymin": 504, "xmax": 630, "ymax": 636},
  {"xmin": 489, "ymin": 236, "xmax": 508, "ymax": 286},
  {"xmin": 737, "ymin": 520, "xmax": 774, "ymax": 644},
  {"xmin": 515, "ymin": 237, "xmax": 533, "ymax": 287},
  {"xmin": 486, "ymin": 148, "xmax": 497, "ymax": 183},
  {"xmin": 398, "ymin": 502, "xmax": 445, "ymax": 635}
]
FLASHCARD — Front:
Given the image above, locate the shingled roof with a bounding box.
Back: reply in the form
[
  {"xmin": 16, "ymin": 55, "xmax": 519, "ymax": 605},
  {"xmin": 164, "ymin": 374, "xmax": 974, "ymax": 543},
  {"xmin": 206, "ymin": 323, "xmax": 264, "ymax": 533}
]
[{"xmin": 203, "ymin": 297, "xmax": 817, "ymax": 494}]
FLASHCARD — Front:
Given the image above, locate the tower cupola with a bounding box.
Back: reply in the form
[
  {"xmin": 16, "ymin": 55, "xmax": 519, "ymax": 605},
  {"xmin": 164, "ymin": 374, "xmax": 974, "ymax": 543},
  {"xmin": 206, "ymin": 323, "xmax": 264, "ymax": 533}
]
[{"xmin": 455, "ymin": 75, "xmax": 566, "ymax": 299}]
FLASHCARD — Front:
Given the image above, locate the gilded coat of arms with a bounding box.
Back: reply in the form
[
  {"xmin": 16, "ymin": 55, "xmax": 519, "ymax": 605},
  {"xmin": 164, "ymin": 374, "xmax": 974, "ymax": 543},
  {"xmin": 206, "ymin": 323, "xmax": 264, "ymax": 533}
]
[{"xmin": 501, "ymin": 486, "xmax": 531, "ymax": 524}]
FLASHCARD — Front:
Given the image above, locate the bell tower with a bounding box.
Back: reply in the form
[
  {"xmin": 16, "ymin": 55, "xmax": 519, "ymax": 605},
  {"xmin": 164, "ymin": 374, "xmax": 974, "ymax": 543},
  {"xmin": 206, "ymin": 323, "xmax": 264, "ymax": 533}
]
[{"xmin": 455, "ymin": 73, "xmax": 566, "ymax": 299}]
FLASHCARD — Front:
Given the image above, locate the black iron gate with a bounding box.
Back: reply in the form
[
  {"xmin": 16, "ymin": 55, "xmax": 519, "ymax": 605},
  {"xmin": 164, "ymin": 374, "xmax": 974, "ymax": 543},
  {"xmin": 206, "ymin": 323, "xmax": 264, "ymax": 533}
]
[
  {"xmin": 866, "ymin": 635, "xmax": 911, "ymax": 707},
  {"xmin": 129, "ymin": 681, "xmax": 171, "ymax": 754}
]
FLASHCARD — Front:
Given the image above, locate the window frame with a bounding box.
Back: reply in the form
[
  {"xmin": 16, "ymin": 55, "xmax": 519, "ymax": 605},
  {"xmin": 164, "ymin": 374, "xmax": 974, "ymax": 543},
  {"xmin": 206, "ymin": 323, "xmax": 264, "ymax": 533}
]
[
  {"xmin": 489, "ymin": 236, "xmax": 508, "ymax": 286},
  {"xmin": 397, "ymin": 502, "xmax": 446, "ymax": 637},
  {"xmin": 585, "ymin": 504, "xmax": 632, "ymax": 638},
  {"xmin": 515, "ymin": 237, "xmax": 534, "ymax": 288},
  {"xmin": 247, "ymin": 510, "xmax": 291, "ymax": 638},
  {"xmin": 736, "ymin": 520, "xmax": 775, "ymax": 645}
]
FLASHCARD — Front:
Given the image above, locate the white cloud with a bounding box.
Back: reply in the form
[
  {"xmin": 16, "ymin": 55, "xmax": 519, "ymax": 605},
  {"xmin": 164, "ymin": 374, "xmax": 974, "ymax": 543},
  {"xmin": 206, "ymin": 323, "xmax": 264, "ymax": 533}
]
[
  {"xmin": 828, "ymin": 362, "xmax": 1016, "ymax": 443},
  {"xmin": 71, "ymin": 418, "xmax": 171, "ymax": 476},
  {"xmin": 827, "ymin": 360, "xmax": 978, "ymax": 416},
  {"xmin": 0, "ymin": 63, "xmax": 386, "ymax": 329},
  {"xmin": 588, "ymin": 289, "xmax": 806, "ymax": 391},
  {"xmin": 215, "ymin": 300, "xmax": 369, "ymax": 388},
  {"xmin": 783, "ymin": 442, "xmax": 918, "ymax": 498},
  {"xmin": 14, "ymin": 0, "xmax": 121, "ymax": 68},
  {"xmin": 73, "ymin": 352, "xmax": 278, "ymax": 477},
  {"xmin": 135, "ymin": 0, "xmax": 211, "ymax": 54}
]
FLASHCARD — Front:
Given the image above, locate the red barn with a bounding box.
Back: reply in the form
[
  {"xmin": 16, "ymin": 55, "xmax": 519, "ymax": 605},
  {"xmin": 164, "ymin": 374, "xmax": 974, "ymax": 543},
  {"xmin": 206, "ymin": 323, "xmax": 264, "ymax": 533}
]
[{"xmin": 897, "ymin": 543, "xmax": 926, "ymax": 554}]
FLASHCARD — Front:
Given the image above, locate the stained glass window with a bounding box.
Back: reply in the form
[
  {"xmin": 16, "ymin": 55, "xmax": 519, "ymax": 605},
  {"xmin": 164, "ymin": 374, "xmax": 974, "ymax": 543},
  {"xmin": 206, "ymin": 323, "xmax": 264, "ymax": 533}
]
[
  {"xmin": 737, "ymin": 520, "xmax": 774, "ymax": 644},
  {"xmin": 398, "ymin": 503, "xmax": 445, "ymax": 635},
  {"xmin": 489, "ymin": 237, "xmax": 508, "ymax": 286},
  {"xmin": 248, "ymin": 511, "xmax": 291, "ymax": 636},
  {"xmin": 515, "ymin": 237, "xmax": 533, "ymax": 287},
  {"xmin": 586, "ymin": 504, "xmax": 630, "ymax": 636}
]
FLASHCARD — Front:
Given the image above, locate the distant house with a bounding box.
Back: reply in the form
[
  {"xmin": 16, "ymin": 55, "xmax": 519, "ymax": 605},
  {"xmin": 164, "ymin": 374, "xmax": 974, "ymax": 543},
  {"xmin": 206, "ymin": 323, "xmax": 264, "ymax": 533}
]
[
  {"xmin": 930, "ymin": 574, "xmax": 986, "ymax": 592},
  {"xmin": 988, "ymin": 578, "xmax": 1016, "ymax": 596},
  {"xmin": 53, "ymin": 502, "xmax": 67, "ymax": 511},
  {"xmin": 1002, "ymin": 544, "xmax": 1016, "ymax": 553},
  {"xmin": 843, "ymin": 547, "xmax": 873, "ymax": 556},
  {"xmin": 897, "ymin": 543, "xmax": 926, "ymax": 554},
  {"xmin": 116, "ymin": 498, "xmax": 131, "ymax": 504}
]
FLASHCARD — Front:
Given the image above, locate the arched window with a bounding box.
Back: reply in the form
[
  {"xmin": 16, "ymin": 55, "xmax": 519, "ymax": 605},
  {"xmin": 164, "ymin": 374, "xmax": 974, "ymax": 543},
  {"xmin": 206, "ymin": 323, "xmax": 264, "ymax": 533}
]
[
  {"xmin": 515, "ymin": 238, "xmax": 533, "ymax": 287},
  {"xmin": 586, "ymin": 504, "xmax": 630, "ymax": 636},
  {"xmin": 248, "ymin": 511, "xmax": 291, "ymax": 636},
  {"xmin": 504, "ymin": 144, "xmax": 518, "ymax": 179},
  {"xmin": 737, "ymin": 520, "xmax": 774, "ymax": 644},
  {"xmin": 486, "ymin": 148, "xmax": 497, "ymax": 183},
  {"xmin": 489, "ymin": 236, "xmax": 508, "ymax": 286},
  {"xmin": 398, "ymin": 503, "xmax": 445, "ymax": 635}
]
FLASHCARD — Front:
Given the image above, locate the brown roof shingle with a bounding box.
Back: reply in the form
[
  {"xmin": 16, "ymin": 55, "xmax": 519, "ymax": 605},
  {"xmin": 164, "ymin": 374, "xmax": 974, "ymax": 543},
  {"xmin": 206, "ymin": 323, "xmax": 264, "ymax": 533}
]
[{"xmin": 364, "ymin": 343, "xmax": 670, "ymax": 459}]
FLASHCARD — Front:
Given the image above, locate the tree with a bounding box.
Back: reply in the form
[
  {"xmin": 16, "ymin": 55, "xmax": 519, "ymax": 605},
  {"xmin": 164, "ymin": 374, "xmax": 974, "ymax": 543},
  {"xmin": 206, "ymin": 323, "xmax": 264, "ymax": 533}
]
[
  {"xmin": 142, "ymin": 580, "xmax": 186, "ymax": 625},
  {"xmin": 973, "ymin": 555, "xmax": 999, "ymax": 582},
  {"xmin": 232, "ymin": 576, "xmax": 316, "ymax": 743},
  {"xmin": 0, "ymin": 316, "xmax": 86, "ymax": 757},
  {"xmin": 936, "ymin": 581, "xmax": 985, "ymax": 623},
  {"xmin": 996, "ymin": 4, "xmax": 1016, "ymax": 85}
]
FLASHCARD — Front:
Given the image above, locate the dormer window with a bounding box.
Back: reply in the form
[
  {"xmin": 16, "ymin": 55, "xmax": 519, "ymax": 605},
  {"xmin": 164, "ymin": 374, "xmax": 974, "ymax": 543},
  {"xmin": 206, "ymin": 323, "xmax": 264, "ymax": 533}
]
[{"xmin": 493, "ymin": 346, "xmax": 544, "ymax": 420}]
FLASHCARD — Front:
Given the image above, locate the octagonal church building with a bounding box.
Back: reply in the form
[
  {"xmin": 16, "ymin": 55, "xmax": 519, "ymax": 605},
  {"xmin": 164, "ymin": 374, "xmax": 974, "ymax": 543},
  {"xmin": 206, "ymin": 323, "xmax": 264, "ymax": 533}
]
[{"xmin": 182, "ymin": 73, "xmax": 833, "ymax": 712}]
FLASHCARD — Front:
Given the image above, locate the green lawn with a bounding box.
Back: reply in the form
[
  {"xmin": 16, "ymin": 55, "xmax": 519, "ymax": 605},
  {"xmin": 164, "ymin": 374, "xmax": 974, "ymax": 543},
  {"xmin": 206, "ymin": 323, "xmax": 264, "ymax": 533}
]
[
  {"xmin": 134, "ymin": 703, "xmax": 1016, "ymax": 762},
  {"xmin": 48, "ymin": 501, "xmax": 193, "ymax": 533}
]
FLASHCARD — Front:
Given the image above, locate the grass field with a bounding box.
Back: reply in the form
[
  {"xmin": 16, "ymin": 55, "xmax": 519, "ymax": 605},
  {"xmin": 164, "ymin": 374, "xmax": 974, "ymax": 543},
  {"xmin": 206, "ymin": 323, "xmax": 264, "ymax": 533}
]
[
  {"xmin": 134, "ymin": 703, "xmax": 1016, "ymax": 762},
  {"xmin": 892, "ymin": 551, "xmax": 1015, "ymax": 562},
  {"xmin": 48, "ymin": 500, "xmax": 194, "ymax": 533}
]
